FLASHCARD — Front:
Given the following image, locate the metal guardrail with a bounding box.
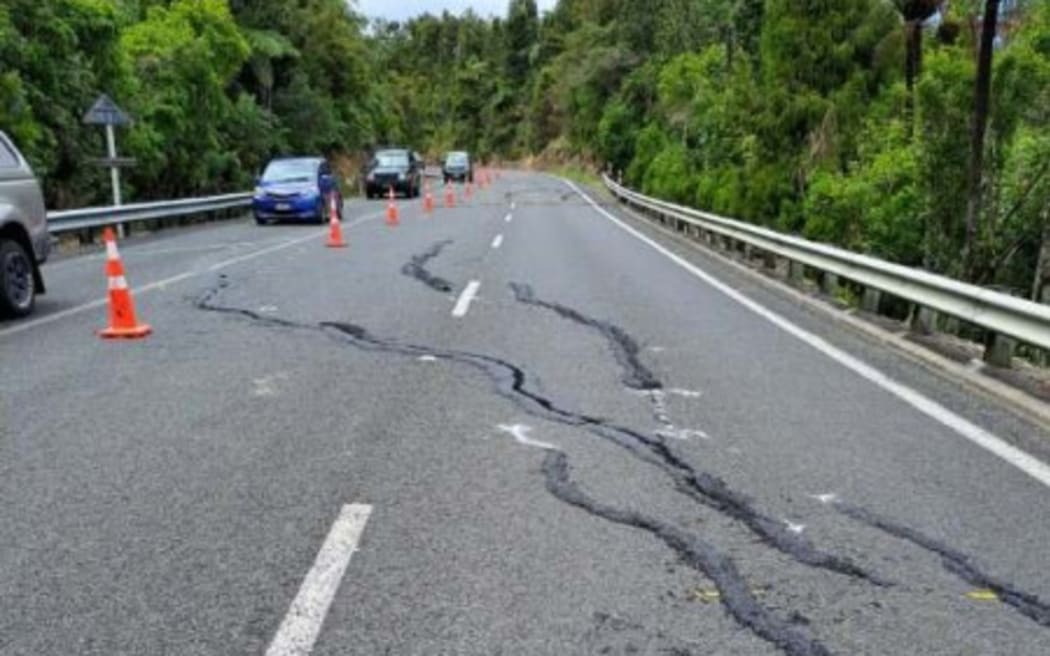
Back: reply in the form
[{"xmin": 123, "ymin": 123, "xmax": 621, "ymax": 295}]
[
  {"xmin": 603, "ymin": 174, "xmax": 1050, "ymax": 357},
  {"xmin": 47, "ymin": 193, "xmax": 252, "ymax": 234}
]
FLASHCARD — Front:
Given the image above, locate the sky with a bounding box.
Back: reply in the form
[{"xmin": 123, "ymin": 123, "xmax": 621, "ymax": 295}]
[{"xmin": 355, "ymin": 0, "xmax": 557, "ymax": 22}]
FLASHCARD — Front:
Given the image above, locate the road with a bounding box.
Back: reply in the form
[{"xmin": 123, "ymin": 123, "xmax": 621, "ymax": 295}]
[{"xmin": 2, "ymin": 171, "xmax": 1050, "ymax": 655}]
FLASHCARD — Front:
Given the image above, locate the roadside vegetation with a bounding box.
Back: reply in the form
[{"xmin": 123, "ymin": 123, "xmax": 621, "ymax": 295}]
[{"xmin": 2, "ymin": 0, "xmax": 1050, "ymax": 296}]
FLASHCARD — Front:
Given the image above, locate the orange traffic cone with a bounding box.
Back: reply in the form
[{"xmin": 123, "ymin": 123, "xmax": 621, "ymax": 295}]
[
  {"xmin": 423, "ymin": 180, "xmax": 434, "ymax": 215},
  {"xmin": 386, "ymin": 186, "xmax": 400, "ymax": 226},
  {"xmin": 326, "ymin": 193, "xmax": 347, "ymax": 248},
  {"xmin": 444, "ymin": 181, "xmax": 456, "ymax": 209},
  {"xmin": 99, "ymin": 227, "xmax": 151, "ymax": 339},
  {"xmin": 464, "ymin": 180, "xmax": 474, "ymax": 201},
  {"xmin": 478, "ymin": 169, "xmax": 487, "ymax": 190}
]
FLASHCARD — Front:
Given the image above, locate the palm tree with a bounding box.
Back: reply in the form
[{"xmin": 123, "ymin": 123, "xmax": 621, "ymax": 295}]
[{"xmin": 893, "ymin": 0, "xmax": 942, "ymax": 94}]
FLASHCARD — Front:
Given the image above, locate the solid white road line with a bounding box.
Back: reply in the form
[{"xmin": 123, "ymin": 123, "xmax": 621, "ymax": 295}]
[
  {"xmin": 564, "ymin": 179, "xmax": 1050, "ymax": 490},
  {"xmin": 0, "ymin": 213, "xmax": 382, "ymax": 340},
  {"xmin": 491, "ymin": 234, "xmax": 504, "ymax": 249},
  {"xmin": 452, "ymin": 280, "xmax": 481, "ymax": 318},
  {"xmin": 266, "ymin": 503, "xmax": 373, "ymax": 656}
]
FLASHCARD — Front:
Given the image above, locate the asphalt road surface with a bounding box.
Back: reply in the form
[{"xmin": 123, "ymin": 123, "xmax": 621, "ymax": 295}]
[{"xmin": 3, "ymin": 172, "xmax": 1050, "ymax": 655}]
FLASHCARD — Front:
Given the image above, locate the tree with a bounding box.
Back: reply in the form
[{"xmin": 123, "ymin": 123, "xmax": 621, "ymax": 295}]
[
  {"xmin": 963, "ymin": 0, "xmax": 1003, "ymax": 278},
  {"xmin": 893, "ymin": 1, "xmax": 941, "ymax": 96}
]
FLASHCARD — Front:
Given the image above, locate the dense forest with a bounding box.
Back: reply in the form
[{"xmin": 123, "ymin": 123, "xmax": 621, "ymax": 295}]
[{"xmin": 2, "ymin": 0, "xmax": 1049, "ymax": 297}]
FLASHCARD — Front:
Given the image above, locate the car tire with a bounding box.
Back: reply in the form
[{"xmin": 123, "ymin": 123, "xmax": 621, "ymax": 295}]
[
  {"xmin": 318, "ymin": 201, "xmax": 329, "ymax": 225},
  {"xmin": 254, "ymin": 215, "xmax": 269, "ymax": 226},
  {"xmin": 0, "ymin": 238, "xmax": 36, "ymax": 318}
]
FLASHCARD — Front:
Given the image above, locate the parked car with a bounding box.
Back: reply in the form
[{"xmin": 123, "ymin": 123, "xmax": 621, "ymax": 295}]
[
  {"xmin": 252, "ymin": 157, "xmax": 342, "ymax": 225},
  {"xmin": 363, "ymin": 148, "xmax": 422, "ymax": 199},
  {"xmin": 0, "ymin": 131, "xmax": 49, "ymax": 318},
  {"xmin": 443, "ymin": 151, "xmax": 473, "ymax": 184}
]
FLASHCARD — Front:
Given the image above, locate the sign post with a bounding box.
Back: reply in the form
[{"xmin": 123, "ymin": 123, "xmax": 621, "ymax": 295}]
[{"xmin": 84, "ymin": 94, "xmax": 134, "ymax": 237}]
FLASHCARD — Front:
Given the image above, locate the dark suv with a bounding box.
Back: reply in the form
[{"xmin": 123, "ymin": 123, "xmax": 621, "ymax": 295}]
[
  {"xmin": 443, "ymin": 151, "xmax": 473, "ymax": 183},
  {"xmin": 364, "ymin": 149, "xmax": 422, "ymax": 199},
  {"xmin": 0, "ymin": 131, "xmax": 49, "ymax": 317}
]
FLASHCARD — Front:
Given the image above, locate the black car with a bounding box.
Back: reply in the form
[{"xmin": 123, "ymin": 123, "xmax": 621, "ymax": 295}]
[
  {"xmin": 364, "ymin": 148, "xmax": 422, "ymax": 198},
  {"xmin": 443, "ymin": 151, "xmax": 473, "ymax": 183}
]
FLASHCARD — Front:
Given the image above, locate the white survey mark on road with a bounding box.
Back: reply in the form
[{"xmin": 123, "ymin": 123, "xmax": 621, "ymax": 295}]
[
  {"xmin": 452, "ymin": 280, "xmax": 481, "ymax": 318},
  {"xmin": 784, "ymin": 521, "xmax": 806, "ymax": 535},
  {"xmin": 668, "ymin": 388, "xmax": 704, "ymax": 399},
  {"xmin": 418, "ymin": 354, "xmax": 438, "ymax": 362},
  {"xmin": 810, "ymin": 493, "xmax": 839, "ymax": 505},
  {"xmin": 505, "ymin": 213, "xmax": 513, "ymax": 223},
  {"xmin": 565, "ymin": 179, "xmax": 1050, "ymax": 491},
  {"xmin": 0, "ymin": 213, "xmax": 383, "ymax": 340},
  {"xmin": 491, "ymin": 234, "xmax": 504, "ymax": 249},
  {"xmin": 497, "ymin": 424, "xmax": 559, "ymax": 451},
  {"xmin": 266, "ymin": 503, "xmax": 373, "ymax": 656}
]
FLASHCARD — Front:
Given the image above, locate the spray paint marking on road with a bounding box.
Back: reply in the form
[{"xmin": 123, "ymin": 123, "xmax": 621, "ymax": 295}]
[
  {"xmin": 491, "ymin": 234, "xmax": 504, "ymax": 249},
  {"xmin": 565, "ymin": 179, "xmax": 1050, "ymax": 491},
  {"xmin": 452, "ymin": 280, "xmax": 481, "ymax": 318},
  {"xmin": 266, "ymin": 503, "xmax": 373, "ymax": 656}
]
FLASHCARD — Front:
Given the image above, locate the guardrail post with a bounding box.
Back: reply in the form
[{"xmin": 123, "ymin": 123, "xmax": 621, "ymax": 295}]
[
  {"xmin": 984, "ymin": 333, "xmax": 1016, "ymax": 368},
  {"xmin": 788, "ymin": 261, "xmax": 805, "ymax": 285},
  {"xmin": 861, "ymin": 288, "xmax": 882, "ymax": 314},
  {"xmin": 910, "ymin": 306, "xmax": 937, "ymax": 335},
  {"xmin": 821, "ymin": 272, "xmax": 840, "ymax": 297}
]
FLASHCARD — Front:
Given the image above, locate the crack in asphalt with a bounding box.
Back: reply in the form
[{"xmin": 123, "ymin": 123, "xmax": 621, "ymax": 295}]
[
  {"xmin": 506, "ymin": 281, "xmax": 879, "ymax": 585},
  {"xmin": 832, "ymin": 500, "xmax": 1050, "ymax": 629},
  {"xmin": 509, "ymin": 282, "xmax": 661, "ymax": 391},
  {"xmin": 193, "ymin": 276, "xmax": 881, "ymax": 654},
  {"xmin": 544, "ymin": 451, "xmax": 830, "ymax": 656},
  {"xmin": 401, "ymin": 240, "xmax": 455, "ymax": 293}
]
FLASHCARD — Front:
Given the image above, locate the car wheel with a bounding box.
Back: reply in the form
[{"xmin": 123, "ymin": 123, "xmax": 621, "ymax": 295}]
[
  {"xmin": 318, "ymin": 201, "xmax": 329, "ymax": 225},
  {"xmin": 254, "ymin": 215, "xmax": 269, "ymax": 226},
  {"xmin": 0, "ymin": 239, "xmax": 35, "ymax": 318}
]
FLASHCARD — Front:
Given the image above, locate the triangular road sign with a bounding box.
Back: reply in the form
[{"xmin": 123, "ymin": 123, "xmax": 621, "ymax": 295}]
[{"xmin": 83, "ymin": 94, "xmax": 132, "ymax": 126}]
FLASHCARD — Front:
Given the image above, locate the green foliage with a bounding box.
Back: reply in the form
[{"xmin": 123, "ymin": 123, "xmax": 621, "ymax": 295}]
[{"xmin": 5, "ymin": 0, "xmax": 1050, "ymax": 296}]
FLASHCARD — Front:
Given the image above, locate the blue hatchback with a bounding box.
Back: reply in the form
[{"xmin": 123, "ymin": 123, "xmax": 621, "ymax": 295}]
[{"xmin": 252, "ymin": 157, "xmax": 342, "ymax": 225}]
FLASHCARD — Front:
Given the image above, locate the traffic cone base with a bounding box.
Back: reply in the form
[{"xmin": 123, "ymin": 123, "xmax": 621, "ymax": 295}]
[{"xmin": 100, "ymin": 323, "xmax": 153, "ymax": 339}]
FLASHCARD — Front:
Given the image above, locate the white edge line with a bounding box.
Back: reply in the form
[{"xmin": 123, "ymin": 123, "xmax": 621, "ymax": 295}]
[
  {"xmin": 452, "ymin": 280, "xmax": 482, "ymax": 318},
  {"xmin": 491, "ymin": 234, "xmax": 504, "ymax": 249},
  {"xmin": 0, "ymin": 213, "xmax": 382, "ymax": 339},
  {"xmin": 563, "ymin": 179, "xmax": 1050, "ymax": 490},
  {"xmin": 266, "ymin": 503, "xmax": 373, "ymax": 656}
]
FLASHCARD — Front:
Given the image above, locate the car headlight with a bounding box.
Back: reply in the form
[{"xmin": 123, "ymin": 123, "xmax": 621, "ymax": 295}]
[
  {"xmin": 397, "ymin": 172, "xmax": 406, "ymax": 181},
  {"xmin": 253, "ymin": 186, "xmax": 266, "ymax": 198},
  {"xmin": 367, "ymin": 173, "xmax": 375, "ymax": 182}
]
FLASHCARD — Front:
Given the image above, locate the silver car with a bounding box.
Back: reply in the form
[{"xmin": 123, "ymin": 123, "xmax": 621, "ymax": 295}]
[{"xmin": 0, "ymin": 131, "xmax": 49, "ymax": 317}]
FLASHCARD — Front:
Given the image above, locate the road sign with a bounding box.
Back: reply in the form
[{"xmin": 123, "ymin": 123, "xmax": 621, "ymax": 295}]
[{"xmin": 83, "ymin": 94, "xmax": 132, "ymax": 126}]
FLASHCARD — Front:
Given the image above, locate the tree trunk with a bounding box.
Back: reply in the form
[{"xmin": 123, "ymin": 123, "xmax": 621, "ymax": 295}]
[
  {"xmin": 962, "ymin": 0, "xmax": 1000, "ymax": 280},
  {"xmin": 1033, "ymin": 205, "xmax": 1050, "ymax": 304},
  {"xmin": 905, "ymin": 20, "xmax": 922, "ymax": 96}
]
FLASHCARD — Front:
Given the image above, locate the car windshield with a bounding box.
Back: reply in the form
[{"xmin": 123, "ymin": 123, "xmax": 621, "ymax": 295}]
[
  {"xmin": 445, "ymin": 153, "xmax": 468, "ymax": 166},
  {"xmin": 262, "ymin": 160, "xmax": 316, "ymax": 184},
  {"xmin": 375, "ymin": 151, "xmax": 409, "ymax": 167}
]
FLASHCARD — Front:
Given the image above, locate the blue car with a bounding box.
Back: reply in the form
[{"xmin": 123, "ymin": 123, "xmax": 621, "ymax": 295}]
[{"xmin": 252, "ymin": 157, "xmax": 342, "ymax": 225}]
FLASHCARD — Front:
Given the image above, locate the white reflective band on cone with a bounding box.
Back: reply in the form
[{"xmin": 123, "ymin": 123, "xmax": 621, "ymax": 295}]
[
  {"xmin": 108, "ymin": 275, "xmax": 128, "ymax": 291},
  {"xmin": 106, "ymin": 240, "xmax": 120, "ymax": 260}
]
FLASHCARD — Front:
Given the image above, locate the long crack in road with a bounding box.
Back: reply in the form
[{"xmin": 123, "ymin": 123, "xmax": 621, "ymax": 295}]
[{"xmin": 194, "ymin": 273, "xmax": 1050, "ymax": 655}]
